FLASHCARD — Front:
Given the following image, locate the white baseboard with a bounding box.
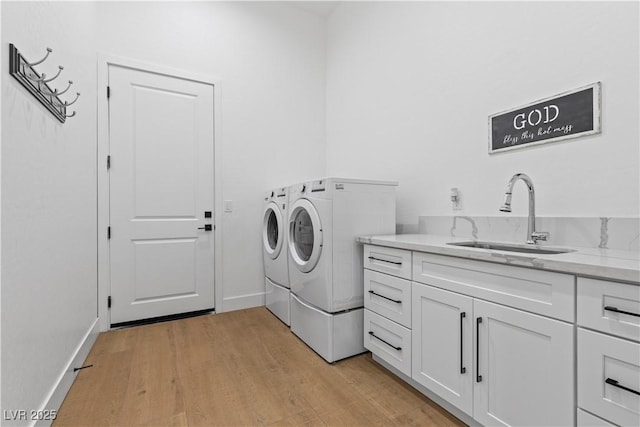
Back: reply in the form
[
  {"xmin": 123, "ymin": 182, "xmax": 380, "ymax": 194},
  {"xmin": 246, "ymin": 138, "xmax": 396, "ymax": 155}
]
[
  {"xmin": 222, "ymin": 291, "xmax": 266, "ymax": 313},
  {"xmin": 33, "ymin": 318, "xmax": 100, "ymax": 427}
]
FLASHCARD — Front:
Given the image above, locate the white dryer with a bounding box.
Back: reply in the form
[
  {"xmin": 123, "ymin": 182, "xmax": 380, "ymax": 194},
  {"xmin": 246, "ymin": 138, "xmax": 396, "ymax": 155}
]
[
  {"xmin": 263, "ymin": 187, "xmax": 290, "ymax": 325},
  {"xmin": 287, "ymin": 178, "xmax": 397, "ymax": 362}
]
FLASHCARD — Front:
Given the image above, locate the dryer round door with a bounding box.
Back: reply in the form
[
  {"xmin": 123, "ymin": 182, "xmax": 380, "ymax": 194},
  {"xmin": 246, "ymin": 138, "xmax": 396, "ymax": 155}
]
[
  {"xmin": 263, "ymin": 202, "xmax": 284, "ymax": 259},
  {"xmin": 288, "ymin": 198, "xmax": 323, "ymax": 273}
]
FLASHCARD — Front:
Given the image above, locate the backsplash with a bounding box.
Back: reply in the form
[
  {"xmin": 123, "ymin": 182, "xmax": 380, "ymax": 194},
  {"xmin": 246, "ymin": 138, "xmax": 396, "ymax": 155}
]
[{"xmin": 396, "ymin": 216, "xmax": 640, "ymax": 252}]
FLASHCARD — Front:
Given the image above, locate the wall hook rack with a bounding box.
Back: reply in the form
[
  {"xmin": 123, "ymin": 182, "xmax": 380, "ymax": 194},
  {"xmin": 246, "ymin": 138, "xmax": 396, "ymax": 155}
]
[
  {"xmin": 28, "ymin": 47, "xmax": 52, "ymax": 67},
  {"xmin": 42, "ymin": 65, "xmax": 64, "ymax": 83},
  {"xmin": 9, "ymin": 43, "xmax": 79, "ymax": 123},
  {"xmin": 64, "ymin": 92, "xmax": 80, "ymax": 107},
  {"xmin": 55, "ymin": 80, "xmax": 73, "ymax": 96}
]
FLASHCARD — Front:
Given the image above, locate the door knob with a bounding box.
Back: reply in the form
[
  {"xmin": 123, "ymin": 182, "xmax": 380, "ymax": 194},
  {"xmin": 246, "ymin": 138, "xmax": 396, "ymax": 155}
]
[{"xmin": 198, "ymin": 224, "xmax": 213, "ymax": 231}]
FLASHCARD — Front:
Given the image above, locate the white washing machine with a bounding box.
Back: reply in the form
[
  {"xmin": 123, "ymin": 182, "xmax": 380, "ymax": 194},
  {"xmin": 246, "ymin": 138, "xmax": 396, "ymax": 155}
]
[
  {"xmin": 287, "ymin": 177, "xmax": 397, "ymax": 362},
  {"xmin": 263, "ymin": 187, "xmax": 290, "ymax": 325}
]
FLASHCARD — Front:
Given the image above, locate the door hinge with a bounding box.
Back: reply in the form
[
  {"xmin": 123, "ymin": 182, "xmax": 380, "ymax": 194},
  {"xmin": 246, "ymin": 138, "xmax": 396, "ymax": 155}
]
[
  {"xmin": 107, "ymin": 296, "xmax": 112, "ymax": 309},
  {"xmin": 107, "ymin": 155, "xmax": 111, "ymax": 170},
  {"xmin": 107, "ymin": 86, "xmax": 110, "ymax": 99},
  {"xmin": 107, "ymin": 226, "xmax": 111, "ymax": 239}
]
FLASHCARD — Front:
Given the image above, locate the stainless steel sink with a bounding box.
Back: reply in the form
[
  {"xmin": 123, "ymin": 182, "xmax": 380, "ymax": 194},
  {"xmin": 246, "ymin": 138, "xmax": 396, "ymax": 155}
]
[{"xmin": 447, "ymin": 241, "xmax": 575, "ymax": 255}]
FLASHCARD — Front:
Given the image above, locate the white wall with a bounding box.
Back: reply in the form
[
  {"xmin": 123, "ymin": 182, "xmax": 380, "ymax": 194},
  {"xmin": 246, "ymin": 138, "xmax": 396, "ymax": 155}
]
[
  {"xmin": 1, "ymin": 0, "xmax": 325, "ymax": 420},
  {"xmin": 95, "ymin": 1, "xmax": 326, "ymax": 310},
  {"xmin": 326, "ymin": 1, "xmax": 639, "ymax": 223},
  {"xmin": 2, "ymin": 0, "xmax": 637, "ymax": 419},
  {"xmin": 1, "ymin": 1, "xmax": 98, "ymax": 422}
]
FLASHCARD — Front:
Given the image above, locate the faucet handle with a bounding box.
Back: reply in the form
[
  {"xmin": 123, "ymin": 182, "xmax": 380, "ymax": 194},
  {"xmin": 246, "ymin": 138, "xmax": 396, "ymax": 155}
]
[{"xmin": 530, "ymin": 231, "xmax": 549, "ymax": 244}]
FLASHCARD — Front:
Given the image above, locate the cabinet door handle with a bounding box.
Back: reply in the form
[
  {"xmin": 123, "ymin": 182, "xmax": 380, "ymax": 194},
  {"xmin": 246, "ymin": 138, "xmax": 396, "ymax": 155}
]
[
  {"xmin": 368, "ymin": 290, "xmax": 402, "ymax": 304},
  {"xmin": 604, "ymin": 306, "xmax": 640, "ymax": 318},
  {"xmin": 476, "ymin": 317, "xmax": 482, "ymax": 382},
  {"xmin": 368, "ymin": 331, "xmax": 402, "ymax": 351},
  {"xmin": 460, "ymin": 312, "xmax": 466, "ymax": 374},
  {"xmin": 368, "ymin": 256, "xmax": 402, "ymax": 266},
  {"xmin": 605, "ymin": 378, "xmax": 640, "ymax": 396}
]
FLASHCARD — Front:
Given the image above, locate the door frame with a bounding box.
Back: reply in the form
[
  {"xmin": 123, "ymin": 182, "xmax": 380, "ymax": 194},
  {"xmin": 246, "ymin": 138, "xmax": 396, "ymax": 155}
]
[{"xmin": 97, "ymin": 54, "xmax": 223, "ymax": 331}]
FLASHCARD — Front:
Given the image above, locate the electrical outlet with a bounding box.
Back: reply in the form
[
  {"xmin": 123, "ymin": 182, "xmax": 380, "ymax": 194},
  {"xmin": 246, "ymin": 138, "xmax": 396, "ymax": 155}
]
[{"xmin": 451, "ymin": 188, "xmax": 462, "ymax": 210}]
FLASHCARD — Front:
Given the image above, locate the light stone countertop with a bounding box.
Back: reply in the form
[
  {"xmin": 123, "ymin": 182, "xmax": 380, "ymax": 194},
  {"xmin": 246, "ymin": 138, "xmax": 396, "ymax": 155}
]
[{"xmin": 357, "ymin": 234, "xmax": 640, "ymax": 284}]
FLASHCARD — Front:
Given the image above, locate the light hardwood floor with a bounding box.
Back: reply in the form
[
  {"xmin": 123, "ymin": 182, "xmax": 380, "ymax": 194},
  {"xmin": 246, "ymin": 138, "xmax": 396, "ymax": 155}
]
[{"xmin": 54, "ymin": 307, "xmax": 465, "ymax": 426}]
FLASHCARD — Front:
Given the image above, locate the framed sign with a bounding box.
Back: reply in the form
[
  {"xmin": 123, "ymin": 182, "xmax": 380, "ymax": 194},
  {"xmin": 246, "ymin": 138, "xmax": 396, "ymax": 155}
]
[{"xmin": 489, "ymin": 82, "xmax": 601, "ymax": 154}]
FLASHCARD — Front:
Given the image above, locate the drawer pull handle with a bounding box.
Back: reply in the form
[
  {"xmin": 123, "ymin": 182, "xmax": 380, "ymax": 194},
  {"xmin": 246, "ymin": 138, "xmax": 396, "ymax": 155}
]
[
  {"xmin": 476, "ymin": 317, "xmax": 482, "ymax": 383},
  {"xmin": 368, "ymin": 331, "xmax": 402, "ymax": 351},
  {"xmin": 604, "ymin": 306, "xmax": 640, "ymax": 318},
  {"xmin": 368, "ymin": 290, "xmax": 402, "ymax": 304},
  {"xmin": 605, "ymin": 378, "xmax": 640, "ymax": 396},
  {"xmin": 368, "ymin": 256, "xmax": 402, "ymax": 266},
  {"xmin": 460, "ymin": 312, "xmax": 466, "ymax": 374}
]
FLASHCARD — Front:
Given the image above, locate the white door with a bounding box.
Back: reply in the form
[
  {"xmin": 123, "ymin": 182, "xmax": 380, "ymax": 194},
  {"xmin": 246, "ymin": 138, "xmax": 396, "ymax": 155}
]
[
  {"xmin": 473, "ymin": 299, "xmax": 574, "ymax": 427},
  {"xmin": 108, "ymin": 65, "xmax": 215, "ymax": 325},
  {"xmin": 412, "ymin": 283, "xmax": 474, "ymax": 416}
]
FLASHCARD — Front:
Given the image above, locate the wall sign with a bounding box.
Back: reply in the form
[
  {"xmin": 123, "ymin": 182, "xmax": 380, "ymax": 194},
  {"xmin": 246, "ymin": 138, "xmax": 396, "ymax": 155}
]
[{"xmin": 489, "ymin": 82, "xmax": 601, "ymax": 154}]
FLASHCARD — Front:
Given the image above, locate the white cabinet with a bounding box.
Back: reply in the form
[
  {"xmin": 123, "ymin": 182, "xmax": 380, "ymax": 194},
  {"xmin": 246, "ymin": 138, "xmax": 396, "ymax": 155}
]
[
  {"xmin": 411, "ymin": 253, "xmax": 575, "ymax": 426},
  {"xmin": 364, "ymin": 269, "xmax": 411, "ymax": 328},
  {"xmin": 412, "ymin": 284, "xmax": 473, "ymax": 415},
  {"xmin": 412, "ymin": 282, "xmax": 574, "ymax": 426},
  {"xmin": 361, "ymin": 243, "xmax": 640, "ymax": 427},
  {"xmin": 364, "ymin": 309, "xmax": 412, "ymax": 376},
  {"xmin": 363, "ymin": 245, "xmax": 413, "ymax": 376},
  {"xmin": 577, "ymin": 277, "xmax": 640, "ymax": 342},
  {"xmin": 364, "ymin": 244, "xmax": 412, "ymax": 279},
  {"xmin": 578, "ymin": 329, "xmax": 640, "ymax": 427},
  {"xmin": 577, "ymin": 409, "xmax": 617, "ymax": 427},
  {"xmin": 413, "ymin": 252, "xmax": 575, "ymax": 322},
  {"xmin": 473, "ymin": 299, "xmax": 574, "ymax": 427},
  {"xmin": 577, "ymin": 277, "xmax": 640, "ymax": 427}
]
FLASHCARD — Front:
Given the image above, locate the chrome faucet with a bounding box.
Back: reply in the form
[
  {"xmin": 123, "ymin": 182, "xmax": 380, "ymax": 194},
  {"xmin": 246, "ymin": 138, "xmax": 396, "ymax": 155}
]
[{"xmin": 499, "ymin": 173, "xmax": 549, "ymax": 245}]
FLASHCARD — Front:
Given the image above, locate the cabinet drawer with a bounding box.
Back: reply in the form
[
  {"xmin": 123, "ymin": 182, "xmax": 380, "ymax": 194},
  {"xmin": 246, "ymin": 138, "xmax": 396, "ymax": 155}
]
[
  {"xmin": 578, "ymin": 328, "xmax": 640, "ymax": 427},
  {"xmin": 364, "ymin": 309, "xmax": 411, "ymax": 377},
  {"xmin": 364, "ymin": 244, "xmax": 412, "ymax": 279},
  {"xmin": 577, "ymin": 409, "xmax": 617, "ymax": 427},
  {"xmin": 413, "ymin": 252, "xmax": 575, "ymax": 322},
  {"xmin": 577, "ymin": 277, "xmax": 640, "ymax": 342},
  {"xmin": 364, "ymin": 269, "xmax": 411, "ymax": 328}
]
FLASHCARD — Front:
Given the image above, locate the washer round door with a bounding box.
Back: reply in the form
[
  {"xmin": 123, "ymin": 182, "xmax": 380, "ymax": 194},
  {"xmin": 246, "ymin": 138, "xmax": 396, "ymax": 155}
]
[
  {"xmin": 263, "ymin": 202, "xmax": 284, "ymax": 259},
  {"xmin": 288, "ymin": 199, "xmax": 322, "ymax": 273}
]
